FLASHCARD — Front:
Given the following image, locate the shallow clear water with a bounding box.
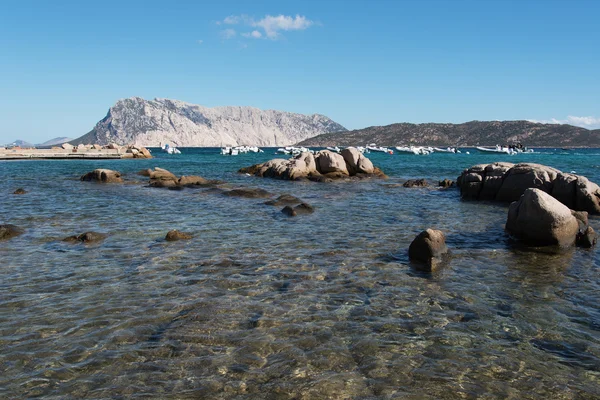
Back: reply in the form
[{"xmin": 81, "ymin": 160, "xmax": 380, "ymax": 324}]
[{"xmin": 1, "ymin": 148, "xmax": 599, "ymax": 399}]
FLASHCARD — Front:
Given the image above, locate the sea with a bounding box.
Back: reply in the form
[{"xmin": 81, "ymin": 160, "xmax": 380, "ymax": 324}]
[{"xmin": 1, "ymin": 147, "xmax": 599, "ymax": 399}]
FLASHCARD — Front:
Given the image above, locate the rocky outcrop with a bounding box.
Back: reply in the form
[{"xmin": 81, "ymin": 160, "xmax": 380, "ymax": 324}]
[
  {"xmin": 240, "ymin": 148, "xmax": 386, "ymax": 182},
  {"xmin": 438, "ymin": 179, "xmax": 455, "ymax": 188},
  {"xmin": 408, "ymin": 229, "xmax": 449, "ymax": 271},
  {"xmin": 0, "ymin": 224, "xmax": 23, "ymax": 240},
  {"xmin": 506, "ymin": 189, "xmax": 580, "ymax": 247},
  {"xmin": 63, "ymin": 232, "xmax": 106, "ymax": 243},
  {"xmin": 223, "ymin": 188, "xmax": 272, "ymax": 198},
  {"xmin": 458, "ymin": 162, "xmax": 600, "ymax": 214},
  {"xmin": 71, "ymin": 97, "xmax": 346, "ymax": 147},
  {"xmin": 264, "ymin": 194, "xmax": 303, "ymax": 206},
  {"xmin": 165, "ymin": 230, "xmax": 192, "ymax": 241},
  {"xmin": 403, "ymin": 179, "xmax": 428, "ymax": 188},
  {"xmin": 81, "ymin": 169, "xmax": 124, "ymax": 183},
  {"xmin": 145, "ymin": 168, "xmax": 222, "ymax": 189}
]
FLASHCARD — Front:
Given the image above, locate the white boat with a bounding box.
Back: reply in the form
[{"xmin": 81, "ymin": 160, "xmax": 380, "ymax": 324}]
[
  {"xmin": 366, "ymin": 144, "xmax": 394, "ymax": 154},
  {"xmin": 326, "ymin": 146, "xmax": 341, "ymax": 153},
  {"xmin": 161, "ymin": 143, "xmax": 181, "ymax": 154},
  {"xmin": 277, "ymin": 146, "xmax": 313, "ymax": 156},
  {"xmin": 395, "ymin": 146, "xmax": 432, "ymax": 155},
  {"xmin": 433, "ymin": 147, "xmax": 459, "ymax": 153},
  {"xmin": 476, "ymin": 145, "xmax": 516, "ymax": 155}
]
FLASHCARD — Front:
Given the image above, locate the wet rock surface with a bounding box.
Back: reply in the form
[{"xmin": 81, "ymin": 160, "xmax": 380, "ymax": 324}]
[
  {"xmin": 165, "ymin": 230, "xmax": 192, "ymax": 241},
  {"xmin": 0, "ymin": 224, "xmax": 24, "ymax": 240},
  {"xmin": 13, "ymin": 188, "xmax": 27, "ymax": 194},
  {"xmin": 403, "ymin": 179, "xmax": 428, "ymax": 188},
  {"xmin": 80, "ymin": 169, "xmax": 124, "ymax": 183},
  {"xmin": 63, "ymin": 232, "xmax": 107, "ymax": 243},
  {"xmin": 408, "ymin": 228, "xmax": 449, "ymax": 271}
]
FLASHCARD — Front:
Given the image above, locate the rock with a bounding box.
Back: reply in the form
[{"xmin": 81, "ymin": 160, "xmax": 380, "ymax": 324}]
[
  {"xmin": 0, "ymin": 224, "xmax": 24, "ymax": 240},
  {"xmin": 138, "ymin": 147, "xmax": 152, "ymax": 158},
  {"xmin": 165, "ymin": 230, "xmax": 192, "ymax": 241},
  {"xmin": 178, "ymin": 175, "xmax": 209, "ymax": 186},
  {"xmin": 223, "ymin": 188, "xmax": 272, "ymax": 198},
  {"xmin": 80, "ymin": 169, "xmax": 124, "ymax": 183},
  {"xmin": 551, "ymin": 173, "xmax": 578, "ymax": 209},
  {"xmin": 315, "ymin": 150, "xmax": 349, "ymax": 175},
  {"xmin": 506, "ymin": 188, "xmax": 579, "ymax": 247},
  {"xmin": 438, "ymin": 179, "xmax": 454, "ymax": 188},
  {"xmin": 126, "ymin": 148, "xmax": 139, "ymax": 155},
  {"xmin": 61, "ymin": 143, "xmax": 74, "ymax": 150},
  {"xmin": 403, "ymin": 179, "xmax": 428, "ymax": 188},
  {"xmin": 107, "ymin": 143, "xmax": 121, "ymax": 150},
  {"xmin": 264, "ymin": 194, "xmax": 303, "ymax": 206},
  {"xmin": 138, "ymin": 169, "xmax": 153, "ymax": 177},
  {"xmin": 148, "ymin": 167, "xmax": 178, "ymax": 188},
  {"xmin": 341, "ymin": 147, "xmax": 374, "ymax": 174},
  {"xmin": 574, "ymin": 176, "xmax": 600, "ymax": 214},
  {"xmin": 13, "ymin": 188, "xmax": 27, "ymax": 194},
  {"xmin": 408, "ymin": 229, "xmax": 448, "ymax": 271},
  {"xmin": 576, "ymin": 226, "xmax": 597, "ymax": 248},
  {"xmin": 77, "ymin": 143, "xmax": 86, "ymax": 150},
  {"xmin": 496, "ymin": 163, "xmax": 560, "ymax": 202},
  {"xmin": 63, "ymin": 232, "xmax": 106, "ymax": 243},
  {"xmin": 481, "ymin": 162, "xmax": 514, "ymax": 200},
  {"xmin": 281, "ymin": 206, "xmax": 297, "ymax": 217},
  {"xmin": 281, "ymin": 203, "xmax": 315, "ymax": 217}
]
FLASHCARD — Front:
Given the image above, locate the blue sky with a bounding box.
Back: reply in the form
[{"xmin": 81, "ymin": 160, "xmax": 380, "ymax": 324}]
[{"xmin": 1, "ymin": 0, "xmax": 599, "ymax": 144}]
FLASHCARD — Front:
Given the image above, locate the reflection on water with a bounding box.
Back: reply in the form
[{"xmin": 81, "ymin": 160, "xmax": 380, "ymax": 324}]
[{"xmin": 1, "ymin": 149, "xmax": 599, "ymax": 398}]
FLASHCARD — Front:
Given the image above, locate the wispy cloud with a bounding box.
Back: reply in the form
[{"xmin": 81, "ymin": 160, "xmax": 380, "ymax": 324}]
[
  {"xmin": 220, "ymin": 28, "xmax": 237, "ymax": 40},
  {"xmin": 218, "ymin": 14, "xmax": 315, "ymax": 40},
  {"xmin": 529, "ymin": 116, "xmax": 600, "ymax": 129},
  {"xmin": 242, "ymin": 30, "xmax": 262, "ymax": 39}
]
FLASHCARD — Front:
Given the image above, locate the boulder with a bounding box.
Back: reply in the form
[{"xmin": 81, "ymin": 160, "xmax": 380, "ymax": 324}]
[
  {"xmin": 165, "ymin": 230, "xmax": 192, "ymax": 241},
  {"xmin": 61, "ymin": 143, "xmax": 74, "ymax": 150},
  {"xmin": 496, "ymin": 163, "xmax": 560, "ymax": 202},
  {"xmin": 148, "ymin": 167, "xmax": 178, "ymax": 187},
  {"xmin": 178, "ymin": 175, "xmax": 209, "ymax": 186},
  {"xmin": 403, "ymin": 179, "xmax": 428, "ymax": 188},
  {"xmin": 574, "ymin": 176, "xmax": 600, "ymax": 214},
  {"xmin": 438, "ymin": 179, "xmax": 454, "ymax": 188},
  {"xmin": 341, "ymin": 147, "xmax": 374, "ymax": 174},
  {"xmin": 63, "ymin": 232, "xmax": 106, "ymax": 243},
  {"xmin": 281, "ymin": 203, "xmax": 314, "ymax": 217},
  {"xmin": 137, "ymin": 147, "xmax": 152, "ymax": 159},
  {"xmin": 0, "ymin": 224, "xmax": 24, "ymax": 240},
  {"xmin": 480, "ymin": 162, "xmax": 513, "ymax": 200},
  {"xmin": 107, "ymin": 143, "xmax": 121, "ymax": 150},
  {"xmin": 506, "ymin": 188, "xmax": 579, "ymax": 247},
  {"xmin": 315, "ymin": 150, "xmax": 349, "ymax": 175},
  {"xmin": 551, "ymin": 173, "xmax": 578, "ymax": 209},
  {"xmin": 408, "ymin": 229, "xmax": 448, "ymax": 271},
  {"xmin": 577, "ymin": 226, "xmax": 597, "ymax": 248},
  {"xmin": 80, "ymin": 169, "xmax": 123, "ymax": 183},
  {"xmin": 13, "ymin": 188, "xmax": 27, "ymax": 195}
]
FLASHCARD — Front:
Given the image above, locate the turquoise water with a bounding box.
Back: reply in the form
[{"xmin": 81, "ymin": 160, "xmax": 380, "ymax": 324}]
[{"xmin": 1, "ymin": 148, "xmax": 599, "ymax": 399}]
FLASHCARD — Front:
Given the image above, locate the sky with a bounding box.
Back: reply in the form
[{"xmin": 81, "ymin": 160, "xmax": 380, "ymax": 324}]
[{"xmin": 1, "ymin": 0, "xmax": 599, "ymax": 144}]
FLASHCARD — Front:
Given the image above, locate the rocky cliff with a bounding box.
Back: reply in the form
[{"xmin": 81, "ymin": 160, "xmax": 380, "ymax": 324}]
[
  {"xmin": 72, "ymin": 97, "xmax": 346, "ymax": 147},
  {"xmin": 297, "ymin": 120, "xmax": 600, "ymax": 147}
]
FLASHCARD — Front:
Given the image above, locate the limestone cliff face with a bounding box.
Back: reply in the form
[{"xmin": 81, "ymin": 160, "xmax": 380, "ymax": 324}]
[{"xmin": 72, "ymin": 97, "xmax": 346, "ymax": 147}]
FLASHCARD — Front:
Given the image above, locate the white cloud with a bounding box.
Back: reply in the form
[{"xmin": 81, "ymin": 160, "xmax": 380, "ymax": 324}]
[
  {"xmin": 219, "ymin": 14, "xmax": 314, "ymax": 40},
  {"xmin": 254, "ymin": 14, "xmax": 313, "ymax": 39},
  {"xmin": 242, "ymin": 30, "xmax": 262, "ymax": 39},
  {"xmin": 529, "ymin": 116, "xmax": 600, "ymax": 129},
  {"xmin": 220, "ymin": 29, "xmax": 237, "ymax": 39}
]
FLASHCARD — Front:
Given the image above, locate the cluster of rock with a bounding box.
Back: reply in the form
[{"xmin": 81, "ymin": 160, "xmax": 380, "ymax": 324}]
[
  {"xmin": 239, "ymin": 148, "xmax": 386, "ymax": 182},
  {"xmin": 59, "ymin": 142, "xmax": 152, "ymax": 158},
  {"xmin": 81, "ymin": 169, "xmax": 124, "ymax": 183},
  {"xmin": 457, "ymin": 162, "xmax": 600, "ymax": 214},
  {"xmin": 140, "ymin": 167, "xmax": 223, "ymax": 189}
]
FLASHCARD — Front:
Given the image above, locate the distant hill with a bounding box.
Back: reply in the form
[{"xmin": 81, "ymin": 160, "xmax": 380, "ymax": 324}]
[
  {"xmin": 37, "ymin": 137, "xmax": 73, "ymax": 147},
  {"xmin": 5, "ymin": 139, "xmax": 35, "ymax": 148},
  {"xmin": 71, "ymin": 97, "xmax": 346, "ymax": 147},
  {"xmin": 297, "ymin": 120, "xmax": 600, "ymax": 147}
]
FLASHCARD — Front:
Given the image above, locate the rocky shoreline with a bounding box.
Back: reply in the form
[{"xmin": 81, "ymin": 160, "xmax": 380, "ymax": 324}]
[{"xmin": 0, "ymin": 143, "xmax": 152, "ymax": 160}]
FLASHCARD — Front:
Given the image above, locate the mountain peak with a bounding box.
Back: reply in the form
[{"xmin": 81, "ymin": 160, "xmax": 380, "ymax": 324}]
[{"xmin": 73, "ymin": 98, "xmax": 346, "ymax": 147}]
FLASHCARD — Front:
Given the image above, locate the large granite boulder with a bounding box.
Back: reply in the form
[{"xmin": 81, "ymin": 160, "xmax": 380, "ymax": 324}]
[
  {"xmin": 506, "ymin": 189, "xmax": 579, "ymax": 247},
  {"xmin": 458, "ymin": 162, "xmax": 600, "ymax": 214},
  {"xmin": 80, "ymin": 169, "xmax": 123, "ymax": 183},
  {"xmin": 341, "ymin": 147, "xmax": 374, "ymax": 174},
  {"xmin": 0, "ymin": 224, "xmax": 24, "ymax": 240},
  {"xmin": 240, "ymin": 148, "xmax": 384, "ymax": 182},
  {"xmin": 408, "ymin": 229, "xmax": 449, "ymax": 271},
  {"xmin": 148, "ymin": 167, "xmax": 179, "ymax": 188}
]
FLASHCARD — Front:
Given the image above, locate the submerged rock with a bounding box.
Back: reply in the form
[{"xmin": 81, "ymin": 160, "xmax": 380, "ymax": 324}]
[
  {"xmin": 264, "ymin": 194, "xmax": 303, "ymax": 206},
  {"xmin": 281, "ymin": 203, "xmax": 315, "ymax": 217},
  {"xmin": 0, "ymin": 224, "xmax": 24, "ymax": 240},
  {"xmin": 63, "ymin": 232, "xmax": 106, "ymax": 243},
  {"xmin": 223, "ymin": 188, "xmax": 272, "ymax": 198},
  {"xmin": 408, "ymin": 228, "xmax": 448, "ymax": 271},
  {"xmin": 403, "ymin": 179, "xmax": 428, "ymax": 188},
  {"xmin": 506, "ymin": 188, "xmax": 579, "ymax": 247},
  {"xmin": 13, "ymin": 188, "xmax": 27, "ymax": 194},
  {"xmin": 165, "ymin": 230, "xmax": 192, "ymax": 241},
  {"xmin": 438, "ymin": 179, "xmax": 454, "ymax": 188},
  {"xmin": 80, "ymin": 169, "xmax": 123, "ymax": 183}
]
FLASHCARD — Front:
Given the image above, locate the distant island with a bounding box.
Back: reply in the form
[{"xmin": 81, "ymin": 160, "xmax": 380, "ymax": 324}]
[{"xmin": 297, "ymin": 120, "xmax": 600, "ymax": 147}]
